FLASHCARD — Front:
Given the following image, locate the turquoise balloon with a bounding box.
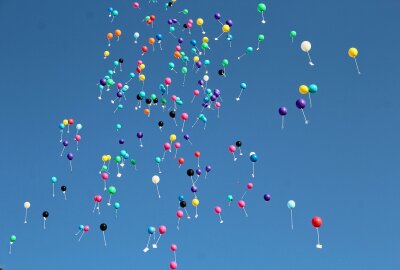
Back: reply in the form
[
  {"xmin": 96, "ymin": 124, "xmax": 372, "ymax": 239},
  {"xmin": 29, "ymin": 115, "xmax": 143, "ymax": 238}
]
[
  {"xmin": 309, "ymin": 84, "xmax": 318, "ymax": 93},
  {"xmin": 139, "ymin": 91, "xmax": 146, "ymax": 98},
  {"xmin": 246, "ymin": 47, "xmax": 254, "ymax": 53},
  {"xmin": 113, "ymin": 61, "xmax": 119, "ymax": 67},
  {"xmin": 170, "ymin": 26, "xmax": 175, "ymax": 32},
  {"xmin": 129, "ymin": 72, "xmax": 135, "ymax": 78},
  {"xmin": 169, "ymin": 62, "xmax": 175, "ymax": 69},
  {"xmin": 114, "ymin": 202, "xmax": 120, "ymax": 209},
  {"xmin": 204, "ymin": 59, "xmax": 210, "ymax": 65},
  {"xmin": 51, "ymin": 176, "xmax": 57, "ymax": 183},
  {"xmin": 240, "ymin": 82, "xmax": 247, "ymax": 89},
  {"xmin": 205, "ymin": 89, "xmax": 212, "ymax": 95},
  {"xmin": 176, "ymin": 100, "xmax": 183, "ymax": 105},
  {"xmin": 117, "ymin": 104, "xmax": 123, "ymax": 109},
  {"xmin": 148, "ymin": 226, "xmax": 156, "ymax": 234},
  {"xmin": 155, "ymin": 157, "xmax": 161, "ymax": 163},
  {"xmin": 107, "ymin": 70, "xmax": 113, "ymax": 76},
  {"xmin": 116, "ymin": 123, "xmax": 122, "ymax": 130},
  {"xmin": 104, "ymin": 75, "xmax": 110, "ymax": 80},
  {"xmin": 120, "ymin": 150, "xmax": 127, "ymax": 157},
  {"xmin": 287, "ymin": 200, "xmax": 296, "ymax": 209},
  {"xmin": 112, "ymin": 10, "xmax": 119, "ymax": 16},
  {"xmin": 191, "ymin": 48, "xmax": 197, "ymax": 54},
  {"xmin": 227, "ymin": 195, "xmax": 233, "ymax": 201}
]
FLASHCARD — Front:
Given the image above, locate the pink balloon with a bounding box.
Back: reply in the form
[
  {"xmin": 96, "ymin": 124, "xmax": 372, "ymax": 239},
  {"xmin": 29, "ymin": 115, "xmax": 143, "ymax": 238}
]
[
  {"xmin": 176, "ymin": 210, "xmax": 184, "ymax": 218},
  {"xmin": 171, "ymin": 95, "xmax": 177, "ymax": 101},
  {"xmin": 84, "ymin": 225, "xmax": 90, "ymax": 232},
  {"xmin": 187, "ymin": 23, "xmax": 192, "ymax": 28},
  {"xmin": 188, "ymin": 19, "xmax": 193, "ymax": 24},
  {"xmin": 247, "ymin": 183, "xmax": 253, "ymax": 190},
  {"xmin": 164, "ymin": 142, "xmax": 171, "ymax": 150},
  {"xmin": 101, "ymin": 172, "xmax": 109, "ymax": 180},
  {"xmin": 174, "ymin": 142, "xmax": 181, "ymax": 149},
  {"xmin": 194, "ymin": 151, "xmax": 201, "ymax": 157},
  {"xmin": 170, "ymin": 244, "xmax": 177, "ymax": 251},
  {"xmin": 133, "ymin": 2, "xmax": 140, "ymax": 8},
  {"xmin": 170, "ymin": 261, "xmax": 178, "ymax": 270},
  {"xmin": 228, "ymin": 145, "xmax": 236, "ymax": 153},
  {"xmin": 175, "ymin": 45, "xmax": 181, "ymax": 51},
  {"xmin": 238, "ymin": 200, "xmax": 245, "ymax": 208},
  {"xmin": 94, "ymin": 195, "xmax": 102, "ymax": 202},
  {"xmin": 137, "ymin": 60, "xmax": 143, "ymax": 65},
  {"xmin": 215, "ymin": 101, "xmax": 221, "ymax": 108},
  {"xmin": 214, "ymin": 206, "xmax": 222, "ymax": 214},
  {"xmin": 194, "ymin": 89, "xmax": 200, "ymax": 96},
  {"xmin": 75, "ymin": 135, "xmax": 81, "ymax": 141},
  {"xmin": 164, "ymin": 77, "xmax": 172, "ymax": 85},
  {"xmin": 159, "ymin": 225, "xmax": 167, "ymax": 234},
  {"xmin": 181, "ymin": 113, "xmax": 188, "ymax": 120},
  {"xmin": 117, "ymin": 83, "xmax": 123, "ymax": 89}
]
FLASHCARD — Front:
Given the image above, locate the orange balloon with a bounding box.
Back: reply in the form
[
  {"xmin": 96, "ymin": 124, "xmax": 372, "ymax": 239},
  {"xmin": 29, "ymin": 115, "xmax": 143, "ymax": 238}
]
[
  {"xmin": 107, "ymin": 33, "xmax": 113, "ymax": 40},
  {"xmin": 148, "ymin": 38, "xmax": 155, "ymax": 45},
  {"xmin": 115, "ymin": 29, "xmax": 122, "ymax": 36},
  {"xmin": 174, "ymin": 51, "xmax": 181, "ymax": 59},
  {"xmin": 144, "ymin": 109, "xmax": 150, "ymax": 115}
]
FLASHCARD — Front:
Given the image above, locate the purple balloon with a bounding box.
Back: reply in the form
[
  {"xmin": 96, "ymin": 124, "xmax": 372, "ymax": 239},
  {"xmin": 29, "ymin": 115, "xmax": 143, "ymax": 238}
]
[
  {"xmin": 279, "ymin": 107, "xmax": 288, "ymax": 116},
  {"xmin": 100, "ymin": 78, "xmax": 107, "ymax": 86},
  {"xmin": 117, "ymin": 91, "xmax": 123, "ymax": 98},
  {"xmin": 119, "ymin": 139, "xmax": 125, "ymax": 144},
  {"xmin": 198, "ymin": 80, "xmax": 204, "ymax": 86},
  {"xmin": 178, "ymin": 37, "xmax": 184, "ymax": 44},
  {"xmin": 264, "ymin": 194, "xmax": 271, "ymax": 201},
  {"xmin": 296, "ymin": 99, "xmax": 306, "ymax": 109},
  {"xmin": 195, "ymin": 61, "xmax": 202, "ymax": 68},
  {"xmin": 225, "ymin": 19, "xmax": 233, "ymax": 27},
  {"xmin": 213, "ymin": 89, "xmax": 220, "ymax": 97},
  {"xmin": 172, "ymin": 18, "xmax": 178, "ymax": 24},
  {"xmin": 205, "ymin": 165, "xmax": 212, "ymax": 172},
  {"xmin": 67, "ymin": 153, "xmax": 74, "ymax": 160},
  {"xmin": 196, "ymin": 169, "xmax": 202, "ymax": 175},
  {"xmin": 202, "ymin": 102, "xmax": 208, "ymax": 108},
  {"xmin": 214, "ymin": 13, "xmax": 221, "ymax": 20},
  {"xmin": 184, "ymin": 134, "xmax": 190, "ymax": 140},
  {"xmin": 63, "ymin": 140, "xmax": 69, "ymax": 147},
  {"xmin": 137, "ymin": 132, "xmax": 144, "ymax": 138},
  {"xmin": 167, "ymin": 19, "xmax": 173, "ymax": 25},
  {"xmin": 210, "ymin": 95, "xmax": 217, "ymax": 102},
  {"xmin": 191, "ymin": 186, "xmax": 198, "ymax": 193}
]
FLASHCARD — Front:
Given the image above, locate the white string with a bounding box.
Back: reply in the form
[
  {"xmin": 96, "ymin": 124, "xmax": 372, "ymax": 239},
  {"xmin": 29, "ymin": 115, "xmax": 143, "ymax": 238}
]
[
  {"xmin": 243, "ymin": 207, "xmax": 248, "ymax": 217},
  {"xmin": 307, "ymin": 52, "xmax": 314, "ymax": 66},
  {"xmin": 103, "ymin": 231, "xmax": 107, "ymax": 246},
  {"xmin": 301, "ymin": 109, "xmax": 309, "ymax": 124},
  {"xmin": 308, "ymin": 92, "xmax": 313, "ymax": 108},
  {"xmin": 78, "ymin": 231, "xmax": 85, "ymax": 242},
  {"xmin": 354, "ymin": 58, "xmax": 361, "ymax": 74},
  {"xmin": 24, "ymin": 208, "xmax": 28, "ymax": 223},
  {"xmin": 290, "ymin": 209, "xmax": 294, "ymax": 230},
  {"xmin": 156, "ymin": 184, "xmax": 161, "ymax": 198}
]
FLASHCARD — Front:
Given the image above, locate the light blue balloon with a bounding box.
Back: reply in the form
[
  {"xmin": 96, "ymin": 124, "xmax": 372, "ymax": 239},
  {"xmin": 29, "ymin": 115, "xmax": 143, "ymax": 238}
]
[
  {"xmin": 191, "ymin": 48, "xmax": 197, "ymax": 54},
  {"xmin": 104, "ymin": 75, "xmax": 110, "ymax": 80},
  {"xmin": 122, "ymin": 85, "xmax": 129, "ymax": 91},
  {"xmin": 113, "ymin": 61, "xmax": 119, "ymax": 67},
  {"xmin": 59, "ymin": 123, "xmax": 65, "ymax": 130},
  {"xmin": 227, "ymin": 34, "xmax": 233, "ymax": 41},
  {"xmin": 148, "ymin": 226, "xmax": 156, "ymax": 234},
  {"xmin": 178, "ymin": 195, "xmax": 184, "ymax": 201},
  {"xmin": 287, "ymin": 200, "xmax": 296, "ymax": 209},
  {"xmin": 139, "ymin": 91, "xmax": 146, "ymax": 98},
  {"xmin": 112, "ymin": 10, "xmax": 119, "ymax": 16},
  {"xmin": 51, "ymin": 176, "xmax": 57, "ymax": 183},
  {"xmin": 129, "ymin": 72, "xmax": 135, "ymax": 78},
  {"xmin": 133, "ymin": 32, "xmax": 140, "ymax": 39},
  {"xmin": 309, "ymin": 84, "xmax": 318, "ymax": 94},
  {"xmin": 107, "ymin": 70, "xmax": 113, "ymax": 76},
  {"xmin": 240, "ymin": 83, "xmax": 247, "ymax": 90},
  {"xmin": 108, "ymin": 7, "xmax": 114, "ymax": 12},
  {"xmin": 155, "ymin": 157, "xmax": 161, "ymax": 163},
  {"xmin": 116, "ymin": 124, "xmax": 122, "ymax": 130},
  {"xmin": 120, "ymin": 150, "xmax": 127, "ymax": 157},
  {"xmin": 117, "ymin": 104, "xmax": 123, "ymax": 109},
  {"xmin": 205, "ymin": 89, "xmax": 212, "ymax": 95},
  {"xmin": 203, "ymin": 97, "xmax": 210, "ymax": 103},
  {"xmin": 79, "ymin": 224, "xmax": 84, "ymax": 230},
  {"xmin": 204, "ymin": 59, "xmax": 210, "ymax": 65},
  {"xmin": 169, "ymin": 26, "xmax": 175, "ymax": 33},
  {"xmin": 98, "ymin": 85, "xmax": 104, "ymax": 90},
  {"xmin": 76, "ymin": 124, "xmax": 83, "ymax": 130},
  {"xmin": 114, "ymin": 202, "xmax": 120, "ymax": 209},
  {"xmin": 246, "ymin": 47, "xmax": 254, "ymax": 53},
  {"xmin": 123, "ymin": 153, "xmax": 129, "ymax": 159}
]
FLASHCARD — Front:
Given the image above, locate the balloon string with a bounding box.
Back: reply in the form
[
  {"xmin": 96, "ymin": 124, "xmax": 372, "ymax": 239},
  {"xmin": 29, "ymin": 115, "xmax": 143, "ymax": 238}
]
[
  {"xmin": 195, "ymin": 206, "xmax": 198, "ymax": 218},
  {"xmin": 145, "ymin": 234, "xmax": 151, "ymax": 248},
  {"xmin": 140, "ymin": 138, "xmax": 143, "ymax": 147},
  {"xmin": 192, "ymin": 118, "xmax": 199, "ymax": 128},
  {"xmin": 243, "ymin": 207, "xmax": 248, "ymax": 217},
  {"xmin": 9, "ymin": 243, "xmax": 12, "ymax": 255},
  {"xmin": 104, "ymin": 181, "xmax": 107, "ymax": 191},
  {"xmin": 201, "ymin": 26, "xmax": 206, "ymax": 34},
  {"xmin": 239, "ymin": 147, "xmax": 243, "ymax": 156},
  {"xmin": 157, "ymin": 163, "xmax": 162, "ymax": 173},
  {"xmin": 174, "ymin": 251, "xmax": 177, "ymax": 262},
  {"xmin": 156, "ymin": 184, "xmax": 161, "ymax": 198},
  {"xmin": 219, "ymin": 213, "xmax": 224, "ymax": 223},
  {"xmin": 63, "ymin": 192, "xmax": 67, "ymax": 200},
  {"xmin": 252, "ymin": 162, "xmax": 255, "ymax": 178},
  {"xmin": 108, "ymin": 195, "xmax": 112, "ymax": 206},
  {"xmin": 261, "ymin": 12, "xmax": 266, "ymax": 24},
  {"xmin": 316, "ymin": 228, "xmax": 320, "ymax": 245},
  {"xmin": 232, "ymin": 152, "xmax": 237, "ymax": 161},
  {"xmin": 78, "ymin": 231, "xmax": 85, "ymax": 242},
  {"xmin": 301, "ymin": 109, "xmax": 309, "ymax": 124},
  {"xmin": 60, "ymin": 146, "xmax": 65, "ymax": 156},
  {"xmin": 52, "ymin": 183, "xmax": 55, "ymax": 198},
  {"xmin": 238, "ymin": 53, "xmax": 245, "ymax": 60},
  {"xmin": 103, "ymin": 231, "xmax": 107, "ymax": 246},
  {"xmin": 184, "ymin": 208, "xmax": 191, "ymax": 219},
  {"xmin": 60, "ymin": 130, "xmax": 63, "ymax": 142},
  {"xmin": 162, "ymin": 151, "xmax": 166, "ymax": 161},
  {"xmin": 197, "ymin": 158, "xmax": 200, "ymax": 168},
  {"xmin": 241, "ymin": 191, "xmax": 247, "ymax": 200},
  {"xmin": 281, "ymin": 116, "xmax": 285, "ymax": 129},
  {"xmin": 24, "ymin": 208, "xmax": 28, "ymax": 223},
  {"xmin": 154, "ymin": 234, "xmax": 162, "ymax": 245},
  {"xmin": 75, "ymin": 229, "xmax": 82, "ymax": 236},
  {"xmin": 307, "ymin": 52, "xmax": 314, "ymax": 66},
  {"xmin": 173, "ymin": 118, "xmax": 178, "ymax": 126},
  {"xmin": 290, "ymin": 209, "xmax": 294, "ymax": 230},
  {"xmin": 183, "ymin": 73, "xmax": 187, "ymax": 86},
  {"xmin": 308, "ymin": 93, "xmax": 313, "ymax": 108},
  {"xmin": 257, "ymin": 41, "xmax": 260, "ymax": 50},
  {"xmin": 354, "ymin": 58, "xmax": 361, "ymax": 74},
  {"xmin": 44, "ymin": 218, "xmax": 46, "ymax": 230},
  {"xmin": 67, "ymin": 125, "xmax": 70, "ymax": 134},
  {"xmin": 203, "ymin": 122, "xmax": 207, "ymax": 130},
  {"xmin": 214, "ymin": 32, "xmax": 224, "ymax": 41},
  {"xmin": 217, "ymin": 108, "xmax": 220, "ymax": 119},
  {"xmin": 97, "ymin": 203, "xmax": 101, "ymax": 215},
  {"xmin": 93, "ymin": 202, "xmax": 97, "ymax": 213},
  {"xmin": 177, "ymin": 218, "xmax": 180, "ymax": 230}
]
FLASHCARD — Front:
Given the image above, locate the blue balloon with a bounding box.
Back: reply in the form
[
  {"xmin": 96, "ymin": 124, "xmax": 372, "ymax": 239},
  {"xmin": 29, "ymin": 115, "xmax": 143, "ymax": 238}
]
[
  {"xmin": 190, "ymin": 39, "xmax": 197, "ymax": 46},
  {"xmin": 156, "ymin": 34, "xmax": 163, "ymax": 41},
  {"xmin": 227, "ymin": 34, "xmax": 233, "ymax": 41},
  {"xmin": 240, "ymin": 82, "xmax": 247, "ymax": 89},
  {"xmin": 178, "ymin": 195, "xmax": 184, "ymax": 201},
  {"xmin": 250, "ymin": 154, "xmax": 258, "ymax": 162},
  {"xmin": 59, "ymin": 123, "xmax": 65, "ymax": 130},
  {"xmin": 148, "ymin": 226, "xmax": 156, "ymax": 234},
  {"xmin": 108, "ymin": 7, "xmax": 114, "ymax": 12},
  {"xmin": 79, "ymin": 224, "xmax": 84, "ymax": 230},
  {"xmin": 205, "ymin": 88, "xmax": 212, "ymax": 95}
]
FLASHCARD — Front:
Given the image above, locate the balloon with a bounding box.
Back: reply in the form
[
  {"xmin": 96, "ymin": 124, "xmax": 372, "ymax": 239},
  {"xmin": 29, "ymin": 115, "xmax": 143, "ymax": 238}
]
[
  {"xmin": 257, "ymin": 3, "xmax": 267, "ymax": 23},
  {"xmin": 264, "ymin": 194, "xmax": 271, "ymax": 201},
  {"xmin": 279, "ymin": 106, "xmax": 288, "ymax": 128},
  {"xmin": 192, "ymin": 198, "xmax": 199, "ymax": 206},
  {"xmin": 348, "ymin": 47, "xmax": 361, "ymax": 74},
  {"xmin": 290, "ymin": 30, "xmax": 297, "ymax": 42},
  {"xmin": 152, "ymin": 175, "xmax": 160, "ymax": 184},
  {"xmin": 24, "ymin": 202, "xmax": 30, "ymax": 209},
  {"xmin": 222, "ymin": 59, "xmax": 229, "ymax": 67},
  {"xmin": 10, "ymin": 235, "xmax": 17, "ymax": 242},
  {"xmin": 133, "ymin": 2, "xmax": 140, "ymax": 8},
  {"xmin": 309, "ymin": 84, "xmax": 318, "ymax": 93},
  {"xmin": 299, "ymin": 85, "xmax": 309, "ymax": 94},
  {"xmin": 103, "ymin": 51, "xmax": 110, "ymax": 59},
  {"xmin": 301, "ymin": 41, "xmax": 311, "ymax": 52},
  {"xmin": 287, "ymin": 200, "xmax": 296, "ymax": 209},
  {"xmin": 312, "ymin": 216, "xmax": 322, "ymax": 228},
  {"xmin": 108, "ymin": 186, "xmax": 117, "ymax": 194},
  {"xmin": 170, "ymin": 262, "xmax": 178, "ymax": 270}
]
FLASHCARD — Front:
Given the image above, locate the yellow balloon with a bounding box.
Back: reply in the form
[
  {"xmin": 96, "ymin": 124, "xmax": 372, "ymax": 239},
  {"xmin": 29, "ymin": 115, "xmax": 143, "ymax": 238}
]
[
  {"xmin": 63, "ymin": 119, "xmax": 68, "ymax": 125},
  {"xmin": 170, "ymin": 134, "xmax": 177, "ymax": 142},
  {"xmin": 139, "ymin": 63, "xmax": 146, "ymax": 70},
  {"xmin": 196, "ymin": 18, "xmax": 204, "ymax": 26},
  {"xmin": 222, "ymin": 24, "xmax": 230, "ymax": 33},
  {"xmin": 202, "ymin": 36, "xmax": 209, "ymax": 43},
  {"xmin": 299, "ymin": 85, "xmax": 309, "ymax": 95},
  {"xmin": 192, "ymin": 198, "xmax": 199, "ymax": 206},
  {"xmin": 104, "ymin": 51, "xmax": 110, "ymax": 57},
  {"xmin": 348, "ymin": 47, "xmax": 358, "ymax": 58},
  {"xmin": 139, "ymin": 74, "xmax": 146, "ymax": 81},
  {"xmin": 102, "ymin": 155, "xmax": 107, "ymax": 162},
  {"xmin": 107, "ymin": 155, "xmax": 112, "ymax": 161},
  {"xmin": 193, "ymin": 56, "xmax": 199, "ymax": 63}
]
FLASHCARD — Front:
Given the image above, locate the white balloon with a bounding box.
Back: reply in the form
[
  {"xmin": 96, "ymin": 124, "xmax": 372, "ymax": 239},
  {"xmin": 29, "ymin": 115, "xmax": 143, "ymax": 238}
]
[
  {"xmin": 134, "ymin": 32, "xmax": 140, "ymax": 38},
  {"xmin": 203, "ymin": 75, "xmax": 209, "ymax": 82},
  {"xmin": 76, "ymin": 124, "xmax": 83, "ymax": 130},
  {"xmin": 24, "ymin": 202, "xmax": 31, "ymax": 209},
  {"xmin": 301, "ymin": 41, "xmax": 311, "ymax": 52},
  {"xmin": 152, "ymin": 175, "xmax": 160, "ymax": 184}
]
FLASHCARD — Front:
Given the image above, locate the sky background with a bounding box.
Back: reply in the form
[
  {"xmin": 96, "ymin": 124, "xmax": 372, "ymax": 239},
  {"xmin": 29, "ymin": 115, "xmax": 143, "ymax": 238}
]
[{"xmin": 0, "ymin": 0, "xmax": 399, "ymax": 269}]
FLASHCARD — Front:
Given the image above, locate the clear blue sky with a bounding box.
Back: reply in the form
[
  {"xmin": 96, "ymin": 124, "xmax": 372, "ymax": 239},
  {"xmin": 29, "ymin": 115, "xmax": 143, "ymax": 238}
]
[{"xmin": 0, "ymin": 0, "xmax": 399, "ymax": 269}]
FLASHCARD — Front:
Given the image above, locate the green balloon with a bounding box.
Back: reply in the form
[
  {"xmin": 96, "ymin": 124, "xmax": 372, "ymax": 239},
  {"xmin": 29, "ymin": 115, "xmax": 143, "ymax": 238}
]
[
  {"xmin": 115, "ymin": 156, "xmax": 122, "ymax": 163},
  {"xmin": 130, "ymin": 159, "xmax": 137, "ymax": 165},
  {"xmin": 10, "ymin": 235, "xmax": 16, "ymax": 242},
  {"xmin": 180, "ymin": 52, "xmax": 186, "ymax": 57},
  {"xmin": 106, "ymin": 78, "xmax": 114, "ymax": 86},
  {"xmin": 201, "ymin": 42, "xmax": 209, "ymax": 49},
  {"xmin": 108, "ymin": 186, "xmax": 117, "ymax": 195},
  {"xmin": 181, "ymin": 67, "xmax": 188, "ymax": 74},
  {"xmin": 257, "ymin": 3, "xmax": 266, "ymax": 12},
  {"xmin": 101, "ymin": 165, "xmax": 108, "ymax": 172},
  {"xmin": 222, "ymin": 59, "xmax": 229, "ymax": 67},
  {"xmin": 145, "ymin": 16, "xmax": 150, "ymax": 21},
  {"xmin": 150, "ymin": 94, "xmax": 157, "ymax": 100},
  {"xmin": 182, "ymin": 9, "xmax": 189, "ymax": 15},
  {"xmin": 258, "ymin": 34, "xmax": 265, "ymax": 41},
  {"xmin": 161, "ymin": 98, "xmax": 167, "ymax": 105},
  {"xmin": 290, "ymin": 31, "xmax": 297, "ymax": 38}
]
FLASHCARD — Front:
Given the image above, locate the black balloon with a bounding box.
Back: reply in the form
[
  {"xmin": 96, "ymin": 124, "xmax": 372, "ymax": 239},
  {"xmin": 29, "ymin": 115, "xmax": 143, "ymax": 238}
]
[
  {"xmin": 153, "ymin": 98, "xmax": 158, "ymax": 104},
  {"xmin": 145, "ymin": 98, "xmax": 152, "ymax": 105},
  {"xmin": 137, "ymin": 94, "xmax": 143, "ymax": 100},
  {"xmin": 42, "ymin": 211, "xmax": 49, "ymax": 218},
  {"xmin": 180, "ymin": 201, "xmax": 187, "ymax": 208},
  {"xmin": 218, "ymin": 69, "xmax": 225, "ymax": 76},
  {"xmin": 100, "ymin": 223, "xmax": 107, "ymax": 231},
  {"xmin": 183, "ymin": 24, "xmax": 188, "ymax": 28},
  {"xmin": 118, "ymin": 58, "xmax": 124, "ymax": 63},
  {"xmin": 168, "ymin": 2, "xmax": 173, "ymax": 6},
  {"xmin": 169, "ymin": 111, "xmax": 176, "ymax": 118},
  {"xmin": 158, "ymin": 121, "xmax": 164, "ymax": 127},
  {"xmin": 187, "ymin": 169, "xmax": 194, "ymax": 176},
  {"xmin": 61, "ymin": 185, "xmax": 67, "ymax": 192},
  {"xmin": 236, "ymin": 141, "xmax": 242, "ymax": 147}
]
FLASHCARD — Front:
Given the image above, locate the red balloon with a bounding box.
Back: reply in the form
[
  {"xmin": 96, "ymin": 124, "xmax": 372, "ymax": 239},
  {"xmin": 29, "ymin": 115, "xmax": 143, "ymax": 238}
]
[
  {"xmin": 150, "ymin": 15, "xmax": 156, "ymax": 21},
  {"xmin": 178, "ymin": 158, "xmax": 184, "ymax": 165},
  {"xmin": 312, "ymin": 216, "xmax": 322, "ymax": 228},
  {"xmin": 194, "ymin": 151, "xmax": 200, "ymax": 158},
  {"xmin": 146, "ymin": 20, "xmax": 152, "ymax": 25},
  {"xmin": 68, "ymin": 119, "xmax": 74, "ymax": 125},
  {"xmin": 142, "ymin": 46, "xmax": 148, "ymax": 53},
  {"xmin": 136, "ymin": 67, "xmax": 142, "ymax": 73}
]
